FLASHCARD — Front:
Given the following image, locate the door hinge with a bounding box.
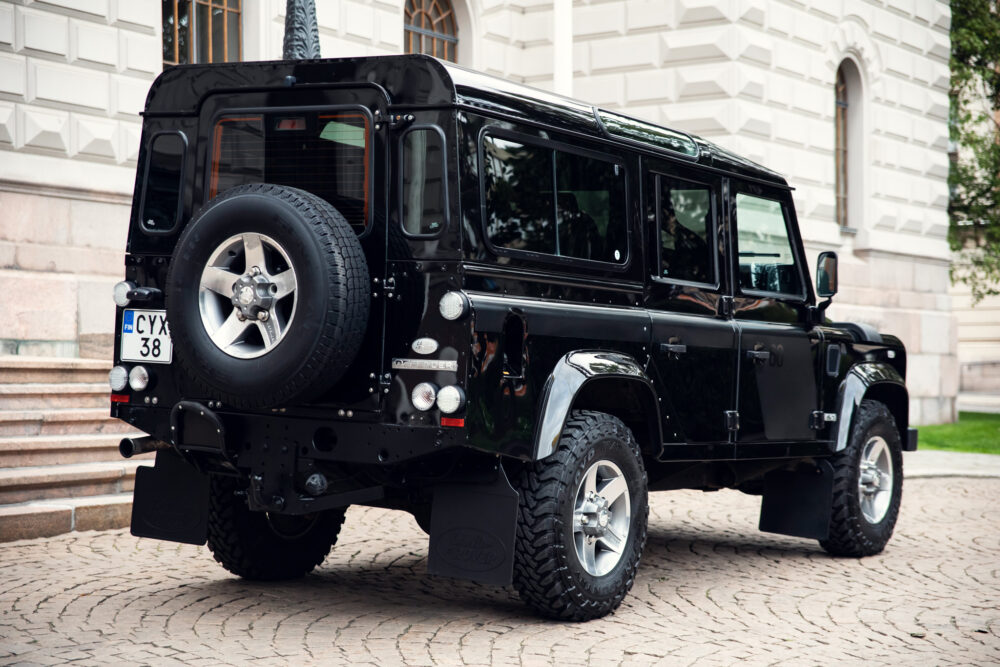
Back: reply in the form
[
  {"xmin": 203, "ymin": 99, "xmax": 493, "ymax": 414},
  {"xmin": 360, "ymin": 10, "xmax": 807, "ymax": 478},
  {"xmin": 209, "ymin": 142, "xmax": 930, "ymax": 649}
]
[
  {"xmin": 725, "ymin": 410, "xmax": 740, "ymax": 432},
  {"xmin": 373, "ymin": 109, "xmax": 414, "ymax": 131},
  {"xmin": 810, "ymin": 411, "xmax": 838, "ymax": 430}
]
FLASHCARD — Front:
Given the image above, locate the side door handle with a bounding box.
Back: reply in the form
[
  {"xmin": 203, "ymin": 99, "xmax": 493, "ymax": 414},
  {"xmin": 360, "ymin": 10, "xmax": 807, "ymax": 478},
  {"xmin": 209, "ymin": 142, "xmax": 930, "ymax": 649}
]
[
  {"xmin": 660, "ymin": 343, "xmax": 687, "ymax": 355},
  {"xmin": 747, "ymin": 349, "xmax": 770, "ymax": 364}
]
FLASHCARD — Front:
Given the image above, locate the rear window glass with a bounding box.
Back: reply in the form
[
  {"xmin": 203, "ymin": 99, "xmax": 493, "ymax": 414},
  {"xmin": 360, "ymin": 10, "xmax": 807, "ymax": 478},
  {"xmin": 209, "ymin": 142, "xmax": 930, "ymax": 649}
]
[
  {"xmin": 140, "ymin": 132, "xmax": 186, "ymax": 233},
  {"xmin": 209, "ymin": 111, "xmax": 370, "ymax": 228},
  {"xmin": 482, "ymin": 135, "xmax": 627, "ymax": 264},
  {"xmin": 402, "ymin": 128, "xmax": 447, "ymax": 236}
]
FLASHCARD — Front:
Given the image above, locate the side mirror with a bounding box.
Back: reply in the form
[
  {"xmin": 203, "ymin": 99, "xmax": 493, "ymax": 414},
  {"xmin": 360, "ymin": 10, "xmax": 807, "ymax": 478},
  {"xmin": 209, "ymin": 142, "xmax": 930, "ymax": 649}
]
[{"xmin": 816, "ymin": 251, "xmax": 838, "ymax": 298}]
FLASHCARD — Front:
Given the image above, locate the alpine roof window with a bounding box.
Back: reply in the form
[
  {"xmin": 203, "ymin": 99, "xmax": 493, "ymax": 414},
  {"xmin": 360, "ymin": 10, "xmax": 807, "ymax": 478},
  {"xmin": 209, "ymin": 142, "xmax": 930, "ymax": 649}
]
[
  {"xmin": 209, "ymin": 111, "xmax": 370, "ymax": 229},
  {"xmin": 735, "ymin": 193, "xmax": 803, "ymax": 297},
  {"xmin": 598, "ymin": 110, "xmax": 698, "ymax": 159},
  {"xmin": 482, "ymin": 134, "xmax": 627, "ymax": 265}
]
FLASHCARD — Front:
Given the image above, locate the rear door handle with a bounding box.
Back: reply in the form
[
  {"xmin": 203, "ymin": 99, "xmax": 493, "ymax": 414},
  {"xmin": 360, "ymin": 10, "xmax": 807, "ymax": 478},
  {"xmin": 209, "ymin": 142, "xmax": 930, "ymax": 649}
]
[
  {"xmin": 747, "ymin": 349, "xmax": 770, "ymax": 364},
  {"xmin": 660, "ymin": 343, "xmax": 687, "ymax": 355}
]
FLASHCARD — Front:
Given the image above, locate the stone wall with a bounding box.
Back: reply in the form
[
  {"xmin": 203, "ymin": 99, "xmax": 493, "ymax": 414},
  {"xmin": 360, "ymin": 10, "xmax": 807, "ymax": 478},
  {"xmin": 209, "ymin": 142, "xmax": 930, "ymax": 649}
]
[{"xmin": 0, "ymin": 0, "xmax": 160, "ymax": 358}]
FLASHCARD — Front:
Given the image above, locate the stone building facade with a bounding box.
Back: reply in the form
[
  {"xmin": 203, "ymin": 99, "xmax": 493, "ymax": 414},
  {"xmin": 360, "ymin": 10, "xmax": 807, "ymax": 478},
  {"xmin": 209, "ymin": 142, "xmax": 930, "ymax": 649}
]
[{"xmin": 0, "ymin": 0, "xmax": 959, "ymax": 424}]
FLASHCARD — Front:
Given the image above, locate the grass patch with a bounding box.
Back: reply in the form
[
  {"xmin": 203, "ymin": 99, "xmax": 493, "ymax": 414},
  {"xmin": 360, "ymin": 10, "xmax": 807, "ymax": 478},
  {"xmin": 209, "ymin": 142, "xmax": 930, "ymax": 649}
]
[{"xmin": 918, "ymin": 412, "xmax": 1000, "ymax": 455}]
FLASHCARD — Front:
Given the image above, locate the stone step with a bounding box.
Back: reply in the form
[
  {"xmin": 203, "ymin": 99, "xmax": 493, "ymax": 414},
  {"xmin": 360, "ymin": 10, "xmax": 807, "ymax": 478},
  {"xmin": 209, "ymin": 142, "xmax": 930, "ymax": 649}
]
[
  {"xmin": 0, "ymin": 383, "xmax": 110, "ymax": 410},
  {"xmin": 0, "ymin": 356, "xmax": 110, "ymax": 385},
  {"xmin": 0, "ymin": 408, "xmax": 134, "ymax": 437},
  {"xmin": 0, "ymin": 433, "xmax": 149, "ymax": 468},
  {"xmin": 0, "ymin": 460, "xmax": 148, "ymax": 505},
  {"xmin": 0, "ymin": 492, "xmax": 136, "ymax": 542}
]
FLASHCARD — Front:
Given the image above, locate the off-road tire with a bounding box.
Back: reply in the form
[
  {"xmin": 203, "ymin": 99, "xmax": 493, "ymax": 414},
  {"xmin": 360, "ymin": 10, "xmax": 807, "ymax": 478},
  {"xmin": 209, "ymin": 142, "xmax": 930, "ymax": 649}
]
[
  {"xmin": 165, "ymin": 183, "xmax": 369, "ymax": 409},
  {"xmin": 206, "ymin": 475, "xmax": 346, "ymax": 580},
  {"xmin": 820, "ymin": 400, "xmax": 903, "ymax": 557},
  {"xmin": 512, "ymin": 410, "xmax": 648, "ymax": 621}
]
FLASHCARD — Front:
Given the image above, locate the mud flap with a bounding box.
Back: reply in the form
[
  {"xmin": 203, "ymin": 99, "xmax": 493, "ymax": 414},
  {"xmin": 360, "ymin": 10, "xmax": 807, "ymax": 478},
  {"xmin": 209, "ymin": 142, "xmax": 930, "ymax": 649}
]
[
  {"xmin": 428, "ymin": 466, "xmax": 519, "ymax": 586},
  {"xmin": 758, "ymin": 460, "xmax": 834, "ymax": 540},
  {"xmin": 131, "ymin": 447, "xmax": 210, "ymax": 545}
]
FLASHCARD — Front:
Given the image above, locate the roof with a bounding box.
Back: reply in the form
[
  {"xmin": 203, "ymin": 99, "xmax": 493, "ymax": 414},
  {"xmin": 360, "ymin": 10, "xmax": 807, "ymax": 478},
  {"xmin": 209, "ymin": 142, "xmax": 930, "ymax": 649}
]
[{"xmin": 144, "ymin": 54, "xmax": 786, "ymax": 186}]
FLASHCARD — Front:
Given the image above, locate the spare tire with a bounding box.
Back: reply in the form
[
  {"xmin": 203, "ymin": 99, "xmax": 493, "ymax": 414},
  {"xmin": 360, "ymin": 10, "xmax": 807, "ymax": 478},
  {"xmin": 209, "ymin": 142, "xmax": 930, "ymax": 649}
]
[{"xmin": 165, "ymin": 183, "xmax": 369, "ymax": 408}]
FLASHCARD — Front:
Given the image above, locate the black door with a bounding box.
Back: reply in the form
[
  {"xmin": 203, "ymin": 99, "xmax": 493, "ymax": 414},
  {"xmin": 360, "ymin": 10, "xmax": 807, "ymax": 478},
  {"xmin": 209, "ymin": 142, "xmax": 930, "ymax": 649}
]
[
  {"xmin": 729, "ymin": 181, "xmax": 820, "ymax": 442},
  {"xmin": 645, "ymin": 161, "xmax": 737, "ymax": 444}
]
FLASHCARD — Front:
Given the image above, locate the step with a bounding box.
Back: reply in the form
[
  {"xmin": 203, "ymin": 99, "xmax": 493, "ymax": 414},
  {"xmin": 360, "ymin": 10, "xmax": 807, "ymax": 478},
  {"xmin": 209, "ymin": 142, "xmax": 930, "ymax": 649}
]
[
  {"xmin": 0, "ymin": 383, "xmax": 110, "ymax": 410},
  {"xmin": 0, "ymin": 460, "xmax": 149, "ymax": 505},
  {"xmin": 0, "ymin": 356, "xmax": 110, "ymax": 385},
  {"xmin": 0, "ymin": 492, "xmax": 136, "ymax": 542},
  {"xmin": 0, "ymin": 433, "xmax": 149, "ymax": 468},
  {"xmin": 956, "ymin": 392, "xmax": 1000, "ymax": 414},
  {"xmin": 0, "ymin": 408, "xmax": 134, "ymax": 437}
]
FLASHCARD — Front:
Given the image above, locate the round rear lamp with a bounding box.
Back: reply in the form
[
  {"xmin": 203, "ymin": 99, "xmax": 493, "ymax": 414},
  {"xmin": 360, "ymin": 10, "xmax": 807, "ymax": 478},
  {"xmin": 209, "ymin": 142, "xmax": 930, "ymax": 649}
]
[
  {"xmin": 128, "ymin": 365, "xmax": 149, "ymax": 391},
  {"xmin": 411, "ymin": 382, "xmax": 438, "ymax": 412},
  {"xmin": 436, "ymin": 385, "xmax": 466, "ymax": 414},
  {"xmin": 438, "ymin": 291, "xmax": 470, "ymax": 321},
  {"xmin": 113, "ymin": 281, "xmax": 135, "ymax": 307},
  {"xmin": 109, "ymin": 366, "xmax": 128, "ymax": 392}
]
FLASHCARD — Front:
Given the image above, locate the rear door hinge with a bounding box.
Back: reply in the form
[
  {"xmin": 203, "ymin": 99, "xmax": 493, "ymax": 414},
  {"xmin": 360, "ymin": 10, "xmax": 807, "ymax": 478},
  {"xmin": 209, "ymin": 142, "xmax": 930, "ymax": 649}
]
[
  {"xmin": 373, "ymin": 109, "xmax": 414, "ymax": 131},
  {"xmin": 810, "ymin": 410, "xmax": 837, "ymax": 430},
  {"xmin": 725, "ymin": 410, "xmax": 740, "ymax": 432}
]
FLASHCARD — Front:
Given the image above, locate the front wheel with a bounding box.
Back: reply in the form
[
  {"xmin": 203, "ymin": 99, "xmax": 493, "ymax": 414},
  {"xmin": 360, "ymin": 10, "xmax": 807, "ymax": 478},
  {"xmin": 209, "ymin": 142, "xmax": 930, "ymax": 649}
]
[
  {"xmin": 512, "ymin": 410, "xmax": 648, "ymax": 621},
  {"xmin": 820, "ymin": 400, "xmax": 903, "ymax": 557},
  {"xmin": 206, "ymin": 476, "xmax": 347, "ymax": 580}
]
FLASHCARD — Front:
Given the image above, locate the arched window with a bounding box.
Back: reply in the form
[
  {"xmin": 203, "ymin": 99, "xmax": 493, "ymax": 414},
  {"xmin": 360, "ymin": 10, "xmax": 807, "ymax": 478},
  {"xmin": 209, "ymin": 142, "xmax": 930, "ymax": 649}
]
[
  {"xmin": 834, "ymin": 59, "xmax": 863, "ymax": 230},
  {"xmin": 404, "ymin": 0, "xmax": 458, "ymax": 62},
  {"xmin": 835, "ymin": 65, "xmax": 848, "ymax": 227}
]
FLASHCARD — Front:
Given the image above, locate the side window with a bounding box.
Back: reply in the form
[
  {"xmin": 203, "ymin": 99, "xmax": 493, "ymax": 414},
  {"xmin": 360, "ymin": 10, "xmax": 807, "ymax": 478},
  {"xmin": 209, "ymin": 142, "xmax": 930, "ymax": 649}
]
[
  {"xmin": 402, "ymin": 128, "xmax": 447, "ymax": 236},
  {"xmin": 482, "ymin": 136, "xmax": 555, "ymax": 255},
  {"xmin": 482, "ymin": 133, "xmax": 627, "ymax": 264},
  {"xmin": 209, "ymin": 111, "xmax": 371, "ymax": 229},
  {"xmin": 555, "ymin": 152, "xmax": 626, "ymax": 263},
  {"xmin": 656, "ymin": 175, "xmax": 714, "ymax": 284},
  {"xmin": 140, "ymin": 132, "xmax": 186, "ymax": 233},
  {"xmin": 735, "ymin": 193, "xmax": 803, "ymax": 296}
]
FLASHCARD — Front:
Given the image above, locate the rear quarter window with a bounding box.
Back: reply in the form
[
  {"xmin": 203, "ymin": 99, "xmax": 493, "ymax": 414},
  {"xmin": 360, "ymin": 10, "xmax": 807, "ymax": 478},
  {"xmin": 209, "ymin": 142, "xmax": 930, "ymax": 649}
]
[{"xmin": 481, "ymin": 133, "xmax": 627, "ymax": 265}]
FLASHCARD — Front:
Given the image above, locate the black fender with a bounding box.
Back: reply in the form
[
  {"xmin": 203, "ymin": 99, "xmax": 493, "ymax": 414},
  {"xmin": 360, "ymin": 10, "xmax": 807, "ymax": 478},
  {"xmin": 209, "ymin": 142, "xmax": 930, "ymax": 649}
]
[
  {"xmin": 834, "ymin": 362, "xmax": 910, "ymax": 452},
  {"xmin": 532, "ymin": 351, "xmax": 663, "ymax": 460}
]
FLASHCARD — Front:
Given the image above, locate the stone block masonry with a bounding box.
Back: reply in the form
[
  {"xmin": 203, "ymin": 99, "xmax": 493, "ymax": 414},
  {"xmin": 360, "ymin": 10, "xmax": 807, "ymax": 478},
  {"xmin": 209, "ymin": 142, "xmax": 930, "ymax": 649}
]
[{"xmin": 0, "ymin": 0, "xmax": 153, "ymax": 359}]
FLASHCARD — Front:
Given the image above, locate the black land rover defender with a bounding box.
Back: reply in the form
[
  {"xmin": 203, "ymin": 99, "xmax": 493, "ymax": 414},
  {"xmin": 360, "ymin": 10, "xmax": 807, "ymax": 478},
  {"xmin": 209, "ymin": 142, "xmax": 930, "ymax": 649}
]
[{"xmin": 112, "ymin": 54, "xmax": 917, "ymax": 621}]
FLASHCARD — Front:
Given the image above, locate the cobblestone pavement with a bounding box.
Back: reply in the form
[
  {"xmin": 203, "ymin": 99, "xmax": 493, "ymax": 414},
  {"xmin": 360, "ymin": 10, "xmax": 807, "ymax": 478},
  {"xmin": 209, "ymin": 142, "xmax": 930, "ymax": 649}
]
[{"xmin": 1, "ymin": 477, "xmax": 998, "ymax": 666}]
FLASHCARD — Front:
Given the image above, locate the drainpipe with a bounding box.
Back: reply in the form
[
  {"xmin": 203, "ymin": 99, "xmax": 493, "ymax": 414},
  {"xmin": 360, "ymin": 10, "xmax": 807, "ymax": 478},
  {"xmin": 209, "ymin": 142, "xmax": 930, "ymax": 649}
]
[{"xmin": 283, "ymin": 0, "xmax": 321, "ymax": 60}]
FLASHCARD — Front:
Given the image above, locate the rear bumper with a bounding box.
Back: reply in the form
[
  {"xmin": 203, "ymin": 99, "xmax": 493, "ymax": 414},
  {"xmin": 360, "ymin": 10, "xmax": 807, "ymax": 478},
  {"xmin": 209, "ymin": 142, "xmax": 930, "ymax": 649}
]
[{"xmin": 905, "ymin": 427, "xmax": 918, "ymax": 452}]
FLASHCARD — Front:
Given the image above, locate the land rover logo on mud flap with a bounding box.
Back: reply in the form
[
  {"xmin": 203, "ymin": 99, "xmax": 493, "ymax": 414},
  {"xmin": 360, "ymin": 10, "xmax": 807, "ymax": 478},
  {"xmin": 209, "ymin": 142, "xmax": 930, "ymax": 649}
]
[{"xmin": 438, "ymin": 528, "xmax": 506, "ymax": 572}]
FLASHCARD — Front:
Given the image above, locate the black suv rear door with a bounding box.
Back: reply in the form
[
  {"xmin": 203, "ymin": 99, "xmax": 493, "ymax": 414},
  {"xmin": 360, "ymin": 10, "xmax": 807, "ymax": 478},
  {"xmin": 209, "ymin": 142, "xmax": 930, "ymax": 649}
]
[
  {"xmin": 729, "ymin": 180, "xmax": 820, "ymax": 442},
  {"xmin": 644, "ymin": 158, "xmax": 737, "ymax": 444}
]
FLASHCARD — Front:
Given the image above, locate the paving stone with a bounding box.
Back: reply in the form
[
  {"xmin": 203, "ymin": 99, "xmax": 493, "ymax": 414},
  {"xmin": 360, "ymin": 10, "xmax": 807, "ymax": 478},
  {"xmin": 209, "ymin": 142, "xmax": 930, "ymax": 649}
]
[{"xmin": 0, "ymin": 477, "xmax": 997, "ymax": 664}]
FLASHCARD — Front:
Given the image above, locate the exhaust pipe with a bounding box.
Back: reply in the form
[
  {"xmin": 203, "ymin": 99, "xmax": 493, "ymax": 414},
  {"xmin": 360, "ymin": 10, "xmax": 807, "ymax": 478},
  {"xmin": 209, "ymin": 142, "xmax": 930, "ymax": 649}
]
[{"xmin": 119, "ymin": 436, "xmax": 164, "ymax": 459}]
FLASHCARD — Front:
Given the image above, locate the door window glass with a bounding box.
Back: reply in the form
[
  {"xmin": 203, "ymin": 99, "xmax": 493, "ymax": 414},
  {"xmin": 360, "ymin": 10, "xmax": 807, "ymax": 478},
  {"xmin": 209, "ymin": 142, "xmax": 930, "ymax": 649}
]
[
  {"xmin": 735, "ymin": 193, "xmax": 802, "ymax": 296},
  {"xmin": 657, "ymin": 176, "xmax": 714, "ymax": 284},
  {"xmin": 482, "ymin": 134, "xmax": 626, "ymax": 264},
  {"xmin": 402, "ymin": 128, "xmax": 447, "ymax": 236}
]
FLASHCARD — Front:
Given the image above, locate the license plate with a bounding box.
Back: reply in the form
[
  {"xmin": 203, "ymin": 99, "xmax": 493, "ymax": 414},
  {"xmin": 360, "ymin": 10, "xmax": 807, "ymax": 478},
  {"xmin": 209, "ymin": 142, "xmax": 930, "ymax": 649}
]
[{"xmin": 121, "ymin": 309, "xmax": 173, "ymax": 364}]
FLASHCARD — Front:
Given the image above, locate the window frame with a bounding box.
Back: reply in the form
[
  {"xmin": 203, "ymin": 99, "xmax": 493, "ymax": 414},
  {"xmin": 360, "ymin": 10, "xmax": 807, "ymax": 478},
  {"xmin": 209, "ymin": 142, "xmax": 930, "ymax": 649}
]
[
  {"xmin": 163, "ymin": 0, "xmax": 242, "ymax": 68},
  {"xmin": 203, "ymin": 104, "xmax": 376, "ymax": 237},
  {"xmin": 138, "ymin": 130, "xmax": 189, "ymax": 236},
  {"xmin": 398, "ymin": 124, "xmax": 450, "ymax": 239},
  {"xmin": 732, "ymin": 188, "xmax": 809, "ymax": 302},
  {"xmin": 477, "ymin": 126, "xmax": 632, "ymax": 272},
  {"xmin": 648, "ymin": 170, "xmax": 720, "ymax": 291},
  {"xmin": 403, "ymin": 0, "xmax": 458, "ymax": 62}
]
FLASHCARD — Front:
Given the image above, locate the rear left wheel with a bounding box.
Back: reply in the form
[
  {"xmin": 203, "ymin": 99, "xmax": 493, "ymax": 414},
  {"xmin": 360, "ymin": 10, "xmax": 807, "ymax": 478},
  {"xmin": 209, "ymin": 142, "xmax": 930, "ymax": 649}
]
[{"xmin": 512, "ymin": 410, "xmax": 648, "ymax": 621}]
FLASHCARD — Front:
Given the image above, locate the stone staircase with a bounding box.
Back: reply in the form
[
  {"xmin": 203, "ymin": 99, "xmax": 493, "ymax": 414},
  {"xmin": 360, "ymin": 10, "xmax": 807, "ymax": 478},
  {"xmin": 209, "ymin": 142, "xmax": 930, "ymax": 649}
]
[{"xmin": 0, "ymin": 357, "xmax": 152, "ymax": 542}]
